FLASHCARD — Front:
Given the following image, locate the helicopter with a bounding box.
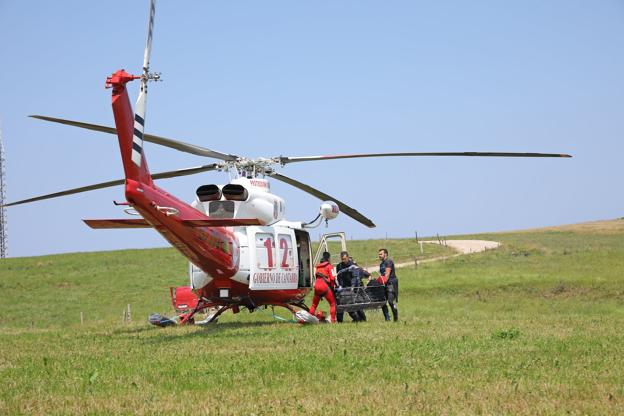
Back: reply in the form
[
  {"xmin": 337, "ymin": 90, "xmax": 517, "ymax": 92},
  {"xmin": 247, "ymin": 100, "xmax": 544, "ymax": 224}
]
[{"xmin": 4, "ymin": 0, "xmax": 571, "ymax": 326}]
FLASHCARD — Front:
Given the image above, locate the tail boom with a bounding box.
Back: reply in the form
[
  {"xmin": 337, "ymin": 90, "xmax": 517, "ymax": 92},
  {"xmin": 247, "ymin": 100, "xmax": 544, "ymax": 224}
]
[
  {"xmin": 125, "ymin": 179, "xmax": 239, "ymax": 279},
  {"xmin": 108, "ymin": 70, "xmax": 239, "ymax": 279}
]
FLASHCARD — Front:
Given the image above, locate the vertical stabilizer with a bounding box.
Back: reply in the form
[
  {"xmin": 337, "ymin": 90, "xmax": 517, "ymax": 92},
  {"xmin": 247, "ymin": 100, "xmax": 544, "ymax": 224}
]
[
  {"xmin": 106, "ymin": 0, "xmax": 157, "ymax": 186},
  {"xmin": 107, "ymin": 70, "xmax": 153, "ymax": 186}
]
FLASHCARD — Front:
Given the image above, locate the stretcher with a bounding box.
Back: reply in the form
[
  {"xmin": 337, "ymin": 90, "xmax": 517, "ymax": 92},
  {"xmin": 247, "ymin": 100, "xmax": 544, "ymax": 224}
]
[{"xmin": 335, "ymin": 285, "xmax": 387, "ymax": 313}]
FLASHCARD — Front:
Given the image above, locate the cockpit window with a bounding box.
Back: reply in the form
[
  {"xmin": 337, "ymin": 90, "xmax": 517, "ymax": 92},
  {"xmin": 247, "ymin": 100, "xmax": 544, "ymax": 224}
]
[{"xmin": 209, "ymin": 201, "xmax": 235, "ymax": 219}]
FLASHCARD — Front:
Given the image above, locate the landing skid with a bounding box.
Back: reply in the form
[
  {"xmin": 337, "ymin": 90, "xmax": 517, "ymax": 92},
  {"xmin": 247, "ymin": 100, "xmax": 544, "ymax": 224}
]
[
  {"xmin": 149, "ymin": 301, "xmax": 311, "ymax": 327},
  {"xmin": 148, "ymin": 299, "xmax": 226, "ymax": 327}
]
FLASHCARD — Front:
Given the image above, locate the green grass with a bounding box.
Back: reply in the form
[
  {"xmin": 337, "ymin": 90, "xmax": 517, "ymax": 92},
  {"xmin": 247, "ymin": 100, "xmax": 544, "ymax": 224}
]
[
  {"xmin": 313, "ymin": 237, "xmax": 456, "ymax": 269},
  {"xmin": 1, "ymin": 219, "xmax": 624, "ymax": 415}
]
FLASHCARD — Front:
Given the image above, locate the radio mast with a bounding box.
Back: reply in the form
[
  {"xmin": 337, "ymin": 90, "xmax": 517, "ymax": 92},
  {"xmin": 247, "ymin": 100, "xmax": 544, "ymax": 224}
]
[{"xmin": 0, "ymin": 121, "xmax": 7, "ymax": 258}]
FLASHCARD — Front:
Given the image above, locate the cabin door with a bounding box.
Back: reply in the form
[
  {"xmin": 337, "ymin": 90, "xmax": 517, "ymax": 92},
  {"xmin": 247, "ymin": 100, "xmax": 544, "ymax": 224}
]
[{"xmin": 294, "ymin": 229, "xmax": 312, "ymax": 288}]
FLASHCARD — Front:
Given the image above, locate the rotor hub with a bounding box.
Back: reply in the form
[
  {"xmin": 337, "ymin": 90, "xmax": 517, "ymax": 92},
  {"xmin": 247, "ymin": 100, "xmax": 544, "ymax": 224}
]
[{"xmin": 225, "ymin": 157, "xmax": 280, "ymax": 178}]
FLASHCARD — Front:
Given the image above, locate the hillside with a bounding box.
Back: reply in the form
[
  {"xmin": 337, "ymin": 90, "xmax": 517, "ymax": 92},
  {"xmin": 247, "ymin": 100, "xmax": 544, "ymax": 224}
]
[
  {"xmin": 0, "ymin": 237, "xmax": 454, "ymax": 329},
  {"xmin": 1, "ymin": 219, "xmax": 623, "ymax": 415}
]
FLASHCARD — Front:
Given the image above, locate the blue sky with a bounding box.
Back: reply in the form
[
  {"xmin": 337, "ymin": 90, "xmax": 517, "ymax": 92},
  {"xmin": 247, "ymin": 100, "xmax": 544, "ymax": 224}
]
[{"xmin": 1, "ymin": 1, "xmax": 623, "ymax": 257}]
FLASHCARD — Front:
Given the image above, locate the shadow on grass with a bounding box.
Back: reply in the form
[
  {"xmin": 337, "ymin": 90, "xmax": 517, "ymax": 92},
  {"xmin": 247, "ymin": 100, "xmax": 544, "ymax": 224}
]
[
  {"xmin": 120, "ymin": 320, "xmax": 287, "ymax": 344},
  {"xmin": 105, "ymin": 308, "xmax": 390, "ymax": 341}
]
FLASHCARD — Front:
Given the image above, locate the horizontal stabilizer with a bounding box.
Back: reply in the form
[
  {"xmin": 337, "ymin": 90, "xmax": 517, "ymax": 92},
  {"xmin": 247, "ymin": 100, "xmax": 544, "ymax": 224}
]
[
  {"xmin": 83, "ymin": 219, "xmax": 152, "ymax": 229},
  {"xmin": 183, "ymin": 218, "xmax": 263, "ymax": 227},
  {"xmin": 84, "ymin": 218, "xmax": 262, "ymax": 229}
]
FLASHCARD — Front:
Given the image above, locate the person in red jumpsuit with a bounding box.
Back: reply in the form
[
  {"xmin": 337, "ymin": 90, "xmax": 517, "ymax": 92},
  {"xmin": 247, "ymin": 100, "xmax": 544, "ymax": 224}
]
[{"xmin": 309, "ymin": 251, "xmax": 337, "ymax": 323}]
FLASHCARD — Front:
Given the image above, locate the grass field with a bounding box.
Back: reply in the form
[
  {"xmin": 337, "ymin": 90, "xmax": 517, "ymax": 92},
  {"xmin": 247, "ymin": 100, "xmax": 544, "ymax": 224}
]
[{"xmin": 1, "ymin": 219, "xmax": 623, "ymax": 415}]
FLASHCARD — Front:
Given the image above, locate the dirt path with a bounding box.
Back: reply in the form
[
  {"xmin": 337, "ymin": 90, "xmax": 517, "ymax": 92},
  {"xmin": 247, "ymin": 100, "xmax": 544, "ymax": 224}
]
[
  {"xmin": 365, "ymin": 240, "xmax": 500, "ymax": 273},
  {"xmin": 425, "ymin": 240, "xmax": 501, "ymax": 255}
]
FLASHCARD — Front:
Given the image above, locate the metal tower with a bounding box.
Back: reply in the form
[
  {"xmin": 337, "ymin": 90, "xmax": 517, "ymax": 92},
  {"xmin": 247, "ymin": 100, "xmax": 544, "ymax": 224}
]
[{"xmin": 0, "ymin": 122, "xmax": 7, "ymax": 258}]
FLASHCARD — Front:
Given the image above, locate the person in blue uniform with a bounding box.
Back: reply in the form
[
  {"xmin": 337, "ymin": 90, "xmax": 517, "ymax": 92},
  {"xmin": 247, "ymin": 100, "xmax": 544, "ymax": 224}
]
[
  {"xmin": 377, "ymin": 248, "xmax": 398, "ymax": 321},
  {"xmin": 335, "ymin": 251, "xmax": 368, "ymax": 322}
]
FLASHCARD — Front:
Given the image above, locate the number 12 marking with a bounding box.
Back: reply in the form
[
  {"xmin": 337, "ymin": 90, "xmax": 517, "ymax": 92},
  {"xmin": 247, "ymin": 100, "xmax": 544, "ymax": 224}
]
[{"xmin": 262, "ymin": 237, "xmax": 290, "ymax": 268}]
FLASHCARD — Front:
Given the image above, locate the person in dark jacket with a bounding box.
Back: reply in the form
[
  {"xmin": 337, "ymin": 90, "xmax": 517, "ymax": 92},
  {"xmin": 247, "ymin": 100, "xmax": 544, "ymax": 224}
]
[
  {"xmin": 378, "ymin": 248, "xmax": 398, "ymax": 321},
  {"xmin": 335, "ymin": 251, "xmax": 367, "ymax": 322}
]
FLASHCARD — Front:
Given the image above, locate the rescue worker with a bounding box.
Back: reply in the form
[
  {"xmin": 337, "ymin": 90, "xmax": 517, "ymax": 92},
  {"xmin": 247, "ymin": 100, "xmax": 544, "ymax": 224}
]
[
  {"xmin": 378, "ymin": 248, "xmax": 398, "ymax": 321},
  {"xmin": 335, "ymin": 251, "xmax": 367, "ymax": 322},
  {"xmin": 315, "ymin": 251, "xmax": 334, "ymax": 283},
  {"xmin": 309, "ymin": 252, "xmax": 337, "ymax": 323}
]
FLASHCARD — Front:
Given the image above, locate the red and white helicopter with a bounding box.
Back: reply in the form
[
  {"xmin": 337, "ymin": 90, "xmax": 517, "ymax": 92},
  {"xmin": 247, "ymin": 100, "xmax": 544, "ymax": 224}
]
[{"xmin": 5, "ymin": 0, "xmax": 571, "ymax": 325}]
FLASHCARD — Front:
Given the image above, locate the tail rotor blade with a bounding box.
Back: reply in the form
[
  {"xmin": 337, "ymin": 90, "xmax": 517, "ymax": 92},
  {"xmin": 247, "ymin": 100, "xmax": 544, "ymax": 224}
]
[
  {"xmin": 132, "ymin": 0, "xmax": 157, "ymax": 167},
  {"xmin": 268, "ymin": 172, "xmax": 375, "ymax": 228},
  {"xmin": 143, "ymin": 0, "xmax": 156, "ymax": 74}
]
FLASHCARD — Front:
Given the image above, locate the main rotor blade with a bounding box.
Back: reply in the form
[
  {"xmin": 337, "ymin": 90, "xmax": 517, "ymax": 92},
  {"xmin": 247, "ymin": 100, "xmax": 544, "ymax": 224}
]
[
  {"xmin": 150, "ymin": 163, "xmax": 220, "ymax": 180},
  {"xmin": 2, "ymin": 163, "xmax": 220, "ymax": 207},
  {"xmin": 278, "ymin": 151, "xmax": 572, "ymax": 165},
  {"xmin": 268, "ymin": 172, "xmax": 375, "ymax": 228},
  {"xmin": 29, "ymin": 115, "xmax": 239, "ymax": 161}
]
